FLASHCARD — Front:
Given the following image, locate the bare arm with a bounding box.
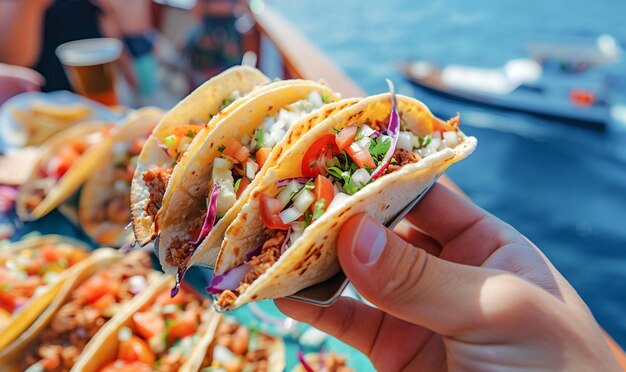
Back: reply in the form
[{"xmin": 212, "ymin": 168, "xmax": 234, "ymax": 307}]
[{"xmin": 0, "ymin": 0, "xmax": 52, "ymax": 66}]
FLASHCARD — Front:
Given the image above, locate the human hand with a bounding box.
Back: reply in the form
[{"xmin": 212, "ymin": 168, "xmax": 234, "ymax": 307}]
[
  {"xmin": 0, "ymin": 63, "xmax": 44, "ymax": 105},
  {"xmin": 275, "ymin": 183, "xmax": 621, "ymax": 371}
]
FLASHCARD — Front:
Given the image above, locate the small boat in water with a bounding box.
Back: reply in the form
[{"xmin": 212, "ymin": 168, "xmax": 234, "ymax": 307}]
[{"xmin": 399, "ymin": 35, "xmax": 624, "ymax": 128}]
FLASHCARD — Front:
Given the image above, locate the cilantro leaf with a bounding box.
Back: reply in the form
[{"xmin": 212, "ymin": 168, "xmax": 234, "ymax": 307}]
[
  {"xmin": 322, "ymin": 93, "xmax": 331, "ymax": 103},
  {"xmin": 186, "ymin": 130, "xmax": 196, "ymax": 138},
  {"xmin": 313, "ymin": 199, "xmax": 326, "ymax": 219},
  {"xmin": 421, "ymin": 135, "xmax": 432, "ymax": 148},
  {"xmin": 303, "ymin": 209, "xmax": 313, "ymax": 228},
  {"xmin": 234, "ymin": 178, "xmax": 241, "ymax": 193},
  {"xmin": 304, "ymin": 182, "xmax": 315, "ymax": 190},
  {"xmin": 217, "ymin": 145, "xmax": 226, "ymax": 152},
  {"xmin": 369, "ymin": 137, "xmax": 391, "ymax": 163}
]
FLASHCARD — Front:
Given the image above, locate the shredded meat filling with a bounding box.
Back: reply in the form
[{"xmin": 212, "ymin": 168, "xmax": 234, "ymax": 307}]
[
  {"xmin": 142, "ymin": 167, "xmax": 173, "ymax": 220},
  {"xmin": 21, "ymin": 251, "xmax": 153, "ymax": 372},
  {"xmin": 320, "ymin": 352, "xmax": 353, "ymax": 372},
  {"xmin": 384, "ymin": 149, "xmax": 421, "ymax": 175},
  {"xmin": 216, "ymin": 231, "xmax": 285, "ymax": 308},
  {"xmin": 23, "ymin": 186, "xmax": 47, "ymax": 212},
  {"xmin": 165, "ymin": 209, "xmax": 207, "ymax": 267}
]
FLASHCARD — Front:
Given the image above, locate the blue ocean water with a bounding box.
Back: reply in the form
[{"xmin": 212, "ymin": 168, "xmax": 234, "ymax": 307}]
[{"xmin": 269, "ymin": 0, "xmax": 626, "ymax": 347}]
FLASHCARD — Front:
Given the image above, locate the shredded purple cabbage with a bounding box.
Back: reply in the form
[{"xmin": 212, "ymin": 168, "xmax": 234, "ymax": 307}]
[
  {"xmin": 244, "ymin": 242, "xmax": 263, "ymax": 262},
  {"xmin": 297, "ymin": 350, "xmax": 315, "ymax": 372},
  {"xmin": 119, "ymin": 242, "xmax": 136, "ymax": 252},
  {"xmin": 189, "ymin": 183, "xmax": 221, "ymax": 246},
  {"xmin": 371, "ymin": 79, "xmax": 400, "ymax": 179},
  {"xmin": 206, "ymin": 262, "xmax": 251, "ymax": 294},
  {"xmin": 280, "ymin": 226, "xmax": 292, "ymax": 255},
  {"xmin": 276, "ymin": 177, "xmax": 313, "ymax": 187}
]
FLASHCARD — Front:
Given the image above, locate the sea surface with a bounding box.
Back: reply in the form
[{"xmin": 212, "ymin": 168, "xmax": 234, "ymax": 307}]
[{"xmin": 268, "ymin": 0, "xmax": 626, "ymax": 347}]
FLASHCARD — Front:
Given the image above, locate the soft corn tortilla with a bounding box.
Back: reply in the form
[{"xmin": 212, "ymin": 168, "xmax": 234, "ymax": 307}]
[
  {"xmin": 0, "ymin": 248, "xmax": 121, "ymax": 363},
  {"xmin": 216, "ymin": 93, "xmax": 477, "ymax": 310},
  {"xmin": 130, "ymin": 66, "xmax": 271, "ymax": 246},
  {"xmin": 184, "ymin": 312, "xmax": 285, "ymax": 372},
  {"xmin": 0, "ymin": 235, "xmax": 90, "ymax": 350},
  {"xmin": 72, "ymin": 275, "xmax": 215, "ymax": 372},
  {"xmin": 79, "ymin": 107, "xmax": 164, "ymax": 247},
  {"xmin": 15, "ymin": 121, "xmax": 116, "ymax": 221},
  {"xmin": 157, "ymin": 82, "xmax": 349, "ymax": 274}
]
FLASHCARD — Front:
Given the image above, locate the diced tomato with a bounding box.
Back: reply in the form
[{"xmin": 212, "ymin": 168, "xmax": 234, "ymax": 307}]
[
  {"xmin": 221, "ymin": 139, "xmax": 244, "ymax": 160},
  {"xmin": 0, "ymin": 291, "xmax": 18, "ymax": 313},
  {"xmin": 47, "ymin": 146, "xmax": 80, "ymax": 178},
  {"xmin": 167, "ymin": 311, "xmax": 196, "ymax": 342},
  {"xmin": 236, "ymin": 177, "xmax": 251, "ymax": 199},
  {"xmin": 41, "ymin": 244, "xmax": 60, "ymax": 262},
  {"xmin": 25, "ymin": 257, "xmax": 45, "ymax": 276},
  {"xmin": 133, "ymin": 311, "xmax": 165, "ymax": 340},
  {"xmin": 258, "ymin": 194, "xmax": 290, "ymax": 230},
  {"xmin": 312, "ymin": 175, "xmax": 335, "ymax": 213},
  {"xmin": 40, "ymin": 350, "xmax": 61, "ymax": 370},
  {"xmin": 155, "ymin": 289, "xmax": 186, "ymax": 306},
  {"xmin": 335, "ymin": 125, "xmax": 358, "ymax": 151},
  {"xmin": 301, "ymin": 134, "xmax": 340, "ymax": 177},
  {"xmin": 92, "ymin": 293, "xmax": 115, "ymax": 311},
  {"xmin": 255, "ymin": 147, "xmax": 272, "ymax": 167},
  {"xmin": 118, "ymin": 335, "xmax": 155, "ymax": 365},
  {"xmin": 172, "ymin": 124, "xmax": 204, "ymax": 138},
  {"xmin": 346, "ymin": 145, "xmax": 376, "ymax": 169},
  {"xmin": 100, "ymin": 360, "xmax": 152, "ymax": 372},
  {"xmin": 69, "ymin": 139, "xmax": 87, "ymax": 154},
  {"xmin": 233, "ymin": 146, "xmax": 250, "ymax": 163},
  {"xmin": 76, "ymin": 273, "xmax": 119, "ymax": 304}
]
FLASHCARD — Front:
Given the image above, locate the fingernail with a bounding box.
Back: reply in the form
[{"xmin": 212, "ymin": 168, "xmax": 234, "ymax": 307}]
[{"xmin": 352, "ymin": 215, "xmax": 387, "ymax": 265}]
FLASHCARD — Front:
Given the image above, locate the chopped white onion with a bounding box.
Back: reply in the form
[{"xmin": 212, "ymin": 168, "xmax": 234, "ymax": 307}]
[
  {"xmin": 290, "ymin": 221, "xmax": 305, "ymax": 232},
  {"xmin": 351, "ymin": 168, "xmax": 371, "ymax": 188},
  {"xmin": 293, "ymin": 189, "xmax": 314, "ymax": 212},
  {"xmin": 427, "ymin": 138, "xmax": 442, "ymax": 153},
  {"xmin": 276, "ymin": 180, "xmax": 302, "ymax": 208},
  {"xmin": 432, "ymin": 131, "xmax": 442, "ymax": 140},
  {"xmin": 240, "ymin": 134, "xmax": 251, "ymax": 146},
  {"xmin": 149, "ymin": 335, "xmax": 166, "ymax": 354},
  {"xmin": 358, "ymin": 124, "xmax": 376, "ymax": 138},
  {"xmin": 327, "ymin": 192, "xmax": 350, "ymax": 213},
  {"xmin": 245, "ymin": 161, "xmax": 256, "ymax": 179},
  {"xmin": 277, "ymin": 110, "xmax": 290, "ymax": 127},
  {"xmin": 307, "ymin": 91, "xmax": 323, "ymax": 107},
  {"xmin": 213, "ymin": 157, "xmax": 233, "ymax": 170},
  {"xmin": 349, "ymin": 142, "xmax": 362, "ymax": 153},
  {"xmin": 355, "ymin": 136, "xmax": 372, "ymax": 150},
  {"xmin": 212, "ymin": 168, "xmax": 234, "ymax": 185},
  {"xmin": 261, "ymin": 116, "xmax": 275, "ymax": 131},
  {"xmin": 270, "ymin": 129, "xmax": 285, "ymax": 143},
  {"xmin": 213, "ymin": 345, "xmax": 237, "ymax": 365},
  {"xmin": 118, "ymin": 326, "xmax": 132, "ymax": 341},
  {"xmin": 443, "ymin": 131, "xmax": 460, "ymax": 148},
  {"xmin": 280, "ymin": 206, "xmax": 303, "ymax": 224},
  {"xmin": 397, "ymin": 132, "xmax": 413, "ymax": 151},
  {"xmin": 128, "ymin": 275, "xmax": 147, "ymax": 294},
  {"xmin": 216, "ymin": 187, "xmax": 236, "ymax": 216}
]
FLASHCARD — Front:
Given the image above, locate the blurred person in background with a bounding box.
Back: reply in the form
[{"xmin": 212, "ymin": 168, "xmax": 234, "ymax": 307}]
[
  {"xmin": 0, "ymin": 0, "xmax": 157, "ymax": 97},
  {"xmin": 185, "ymin": 0, "xmax": 248, "ymax": 86},
  {"xmin": 0, "ymin": 63, "xmax": 44, "ymax": 105}
]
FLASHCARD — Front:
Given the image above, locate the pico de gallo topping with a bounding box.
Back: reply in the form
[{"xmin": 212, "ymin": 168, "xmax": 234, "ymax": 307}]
[
  {"xmin": 93, "ymin": 137, "xmax": 147, "ymax": 227},
  {"xmin": 211, "ymin": 82, "xmax": 464, "ymax": 308},
  {"xmin": 23, "ymin": 128, "xmax": 110, "ymax": 213},
  {"xmin": 166, "ymin": 91, "xmax": 328, "ymax": 270},
  {"xmin": 199, "ymin": 317, "xmax": 278, "ymax": 372},
  {"xmin": 0, "ymin": 241, "xmax": 87, "ymax": 317},
  {"xmin": 98, "ymin": 285, "xmax": 212, "ymax": 372},
  {"xmin": 142, "ymin": 90, "xmax": 245, "ymax": 232},
  {"xmin": 21, "ymin": 251, "xmax": 153, "ymax": 372}
]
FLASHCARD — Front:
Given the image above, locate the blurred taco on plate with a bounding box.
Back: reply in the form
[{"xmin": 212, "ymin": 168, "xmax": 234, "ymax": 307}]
[
  {"xmin": 130, "ymin": 66, "xmax": 270, "ymax": 246},
  {"xmin": 155, "ymin": 80, "xmax": 350, "ymax": 283},
  {"xmin": 73, "ymin": 276, "xmax": 214, "ymax": 372},
  {"xmin": 0, "ymin": 250, "xmax": 158, "ymax": 370},
  {"xmin": 16, "ymin": 121, "xmax": 116, "ymax": 221},
  {"xmin": 209, "ymin": 84, "xmax": 477, "ymax": 310},
  {"xmin": 293, "ymin": 350, "xmax": 353, "ymax": 372},
  {"xmin": 185, "ymin": 314, "xmax": 285, "ymax": 372},
  {"xmin": 79, "ymin": 107, "xmax": 165, "ymax": 247},
  {"xmin": 0, "ymin": 235, "xmax": 89, "ymax": 349}
]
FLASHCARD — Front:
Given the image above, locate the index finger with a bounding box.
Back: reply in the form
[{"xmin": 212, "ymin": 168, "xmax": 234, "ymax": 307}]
[{"xmin": 404, "ymin": 182, "xmax": 491, "ymax": 245}]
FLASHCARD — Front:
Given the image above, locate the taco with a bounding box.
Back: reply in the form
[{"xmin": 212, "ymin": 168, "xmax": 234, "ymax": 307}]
[
  {"xmin": 16, "ymin": 121, "xmax": 116, "ymax": 221},
  {"xmin": 0, "ymin": 250, "xmax": 158, "ymax": 371},
  {"xmin": 0, "ymin": 235, "xmax": 90, "ymax": 349},
  {"xmin": 209, "ymin": 86, "xmax": 477, "ymax": 310},
  {"xmin": 293, "ymin": 351, "xmax": 353, "ymax": 372},
  {"xmin": 185, "ymin": 314, "xmax": 285, "ymax": 372},
  {"xmin": 155, "ymin": 81, "xmax": 351, "ymax": 282},
  {"xmin": 73, "ymin": 276, "xmax": 214, "ymax": 372},
  {"xmin": 79, "ymin": 108, "xmax": 165, "ymax": 247},
  {"xmin": 130, "ymin": 66, "xmax": 270, "ymax": 246}
]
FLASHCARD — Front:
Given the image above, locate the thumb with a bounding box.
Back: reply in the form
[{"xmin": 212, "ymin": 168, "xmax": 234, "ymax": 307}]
[{"xmin": 337, "ymin": 213, "xmax": 537, "ymax": 336}]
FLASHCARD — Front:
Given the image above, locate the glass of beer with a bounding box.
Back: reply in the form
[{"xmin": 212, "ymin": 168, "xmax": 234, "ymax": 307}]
[{"xmin": 56, "ymin": 38, "xmax": 122, "ymax": 106}]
